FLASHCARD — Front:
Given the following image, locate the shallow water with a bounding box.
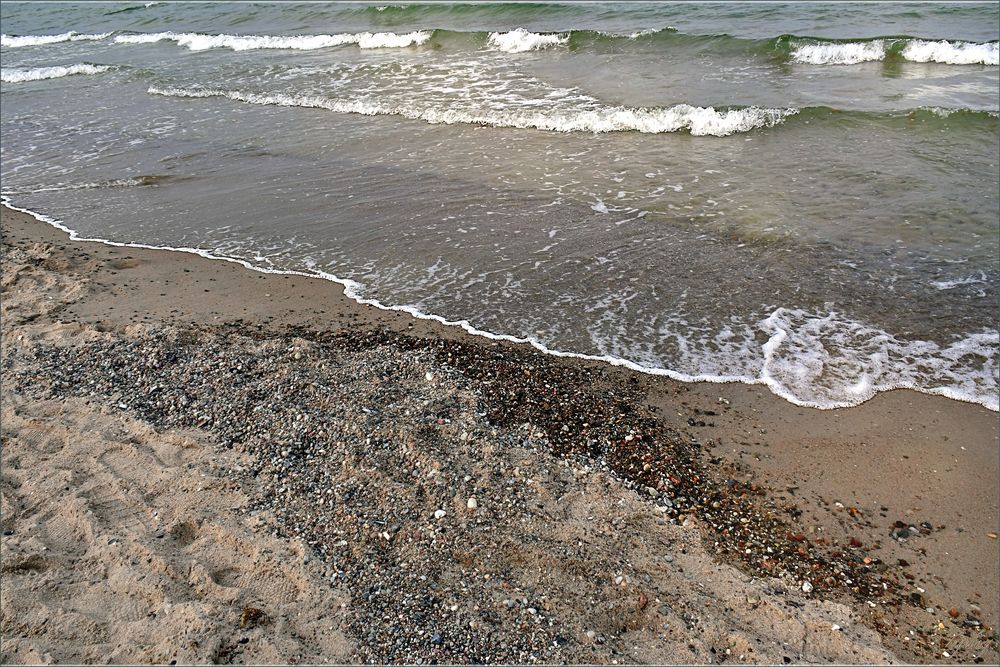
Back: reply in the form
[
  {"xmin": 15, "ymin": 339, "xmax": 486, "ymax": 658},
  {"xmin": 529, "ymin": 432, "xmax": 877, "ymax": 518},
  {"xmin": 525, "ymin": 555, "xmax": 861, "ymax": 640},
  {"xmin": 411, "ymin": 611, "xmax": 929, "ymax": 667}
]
[{"xmin": 2, "ymin": 2, "xmax": 998, "ymax": 410}]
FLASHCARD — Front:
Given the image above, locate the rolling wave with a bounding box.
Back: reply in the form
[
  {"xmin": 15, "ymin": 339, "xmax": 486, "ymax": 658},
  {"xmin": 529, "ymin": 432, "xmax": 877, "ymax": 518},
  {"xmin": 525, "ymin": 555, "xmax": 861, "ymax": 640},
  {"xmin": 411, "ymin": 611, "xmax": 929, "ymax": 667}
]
[
  {"xmin": 1, "ymin": 63, "xmax": 114, "ymax": 83},
  {"xmin": 147, "ymin": 85, "xmax": 796, "ymax": 136},
  {"xmin": 3, "ymin": 28, "xmax": 995, "ymax": 65},
  {"xmin": 113, "ymin": 30, "xmax": 431, "ymax": 50},
  {"xmin": 147, "ymin": 86, "xmax": 998, "ymax": 134}
]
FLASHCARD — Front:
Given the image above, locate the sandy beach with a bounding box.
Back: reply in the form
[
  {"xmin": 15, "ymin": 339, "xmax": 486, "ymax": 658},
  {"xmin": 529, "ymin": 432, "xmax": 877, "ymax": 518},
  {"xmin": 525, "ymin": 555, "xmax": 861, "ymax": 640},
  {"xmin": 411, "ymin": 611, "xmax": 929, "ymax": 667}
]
[{"xmin": 1, "ymin": 206, "xmax": 997, "ymax": 664}]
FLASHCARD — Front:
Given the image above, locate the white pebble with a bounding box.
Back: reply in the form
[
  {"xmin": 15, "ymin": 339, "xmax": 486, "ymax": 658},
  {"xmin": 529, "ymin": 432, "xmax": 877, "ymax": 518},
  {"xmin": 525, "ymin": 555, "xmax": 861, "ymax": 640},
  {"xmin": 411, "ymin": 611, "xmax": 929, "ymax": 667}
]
[
  {"xmin": 467, "ymin": 497, "xmax": 478, "ymax": 510},
  {"xmin": 434, "ymin": 509, "xmax": 447, "ymax": 520},
  {"xmin": 802, "ymin": 582, "xmax": 814, "ymax": 594}
]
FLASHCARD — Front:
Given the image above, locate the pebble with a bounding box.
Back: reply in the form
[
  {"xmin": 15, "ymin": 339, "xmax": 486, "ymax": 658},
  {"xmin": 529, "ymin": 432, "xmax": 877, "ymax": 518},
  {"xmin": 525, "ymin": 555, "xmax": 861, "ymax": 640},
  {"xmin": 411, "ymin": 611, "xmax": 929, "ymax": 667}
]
[{"xmin": 5, "ymin": 291, "xmax": 957, "ymax": 663}]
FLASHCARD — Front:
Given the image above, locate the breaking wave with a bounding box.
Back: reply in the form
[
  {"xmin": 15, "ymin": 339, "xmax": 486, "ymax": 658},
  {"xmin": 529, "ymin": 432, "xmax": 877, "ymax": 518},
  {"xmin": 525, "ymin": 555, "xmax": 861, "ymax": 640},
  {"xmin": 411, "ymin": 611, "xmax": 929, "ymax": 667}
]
[
  {"xmin": 0, "ymin": 63, "xmax": 114, "ymax": 83},
  {"xmin": 787, "ymin": 37, "xmax": 998, "ymax": 65},
  {"xmin": 1, "ymin": 32, "xmax": 111, "ymax": 47},
  {"xmin": 147, "ymin": 85, "xmax": 796, "ymax": 136},
  {"xmin": 3, "ymin": 27, "xmax": 996, "ymax": 66},
  {"xmin": 487, "ymin": 28, "xmax": 568, "ymax": 53},
  {"xmin": 112, "ymin": 30, "xmax": 431, "ymax": 50}
]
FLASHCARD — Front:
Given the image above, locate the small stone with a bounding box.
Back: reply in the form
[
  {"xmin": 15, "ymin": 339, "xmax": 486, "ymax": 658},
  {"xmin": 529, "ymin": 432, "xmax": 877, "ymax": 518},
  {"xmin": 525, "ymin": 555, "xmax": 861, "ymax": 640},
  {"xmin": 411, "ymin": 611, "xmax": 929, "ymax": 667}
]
[
  {"xmin": 801, "ymin": 582, "xmax": 814, "ymax": 594},
  {"xmin": 586, "ymin": 630, "xmax": 596, "ymax": 640},
  {"xmin": 425, "ymin": 372, "xmax": 435, "ymax": 382},
  {"xmin": 831, "ymin": 624, "xmax": 841, "ymax": 632},
  {"xmin": 504, "ymin": 599, "xmax": 515, "ymax": 609},
  {"xmin": 434, "ymin": 509, "xmax": 447, "ymax": 520},
  {"xmin": 466, "ymin": 497, "xmax": 478, "ymax": 510},
  {"xmin": 948, "ymin": 608, "xmax": 959, "ymax": 618}
]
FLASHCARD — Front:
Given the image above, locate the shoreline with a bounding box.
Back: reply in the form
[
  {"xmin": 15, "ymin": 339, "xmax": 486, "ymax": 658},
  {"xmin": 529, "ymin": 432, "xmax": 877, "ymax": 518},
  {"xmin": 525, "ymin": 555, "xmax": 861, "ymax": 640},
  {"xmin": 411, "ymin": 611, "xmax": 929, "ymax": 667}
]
[
  {"xmin": 2, "ymin": 206, "xmax": 997, "ymax": 664},
  {"xmin": 3, "ymin": 197, "xmax": 995, "ymax": 415}
]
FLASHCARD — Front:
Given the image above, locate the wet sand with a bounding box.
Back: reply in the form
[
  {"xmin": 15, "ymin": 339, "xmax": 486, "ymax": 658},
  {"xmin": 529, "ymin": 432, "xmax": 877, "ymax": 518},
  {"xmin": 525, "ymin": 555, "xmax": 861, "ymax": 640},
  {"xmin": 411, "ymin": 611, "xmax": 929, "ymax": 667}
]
[{"xmin": 1, "ymin": 206, "xmax": 996, "ymax": 664}]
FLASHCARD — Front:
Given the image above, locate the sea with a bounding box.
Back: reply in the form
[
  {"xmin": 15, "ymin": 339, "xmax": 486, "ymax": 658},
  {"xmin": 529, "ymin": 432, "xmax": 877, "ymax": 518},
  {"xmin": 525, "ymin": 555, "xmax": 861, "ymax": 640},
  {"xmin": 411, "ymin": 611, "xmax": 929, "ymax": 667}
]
[{"xmin": 1, "ymin": 1, "xmax": 998, "ymax": 411}]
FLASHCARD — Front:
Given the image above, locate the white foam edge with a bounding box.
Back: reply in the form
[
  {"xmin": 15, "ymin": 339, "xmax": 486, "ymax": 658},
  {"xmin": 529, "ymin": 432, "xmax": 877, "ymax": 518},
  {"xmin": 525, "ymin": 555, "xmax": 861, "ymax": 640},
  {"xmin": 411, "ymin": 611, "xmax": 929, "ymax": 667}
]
[{"xmin": 3, "ymin": 195, "xmax": 996, "ymax": 413}]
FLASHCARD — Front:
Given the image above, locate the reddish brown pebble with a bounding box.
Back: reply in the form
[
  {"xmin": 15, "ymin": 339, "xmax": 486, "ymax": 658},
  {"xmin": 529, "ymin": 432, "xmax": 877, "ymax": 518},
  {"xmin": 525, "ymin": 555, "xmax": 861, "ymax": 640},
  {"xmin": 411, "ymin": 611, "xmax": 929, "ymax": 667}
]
[
  {"xmin": 638, "ymin": 592, "xmax": 649, "ymax": 610},
  {"xmin": 948, "ymin": 608, "xmax": 959, "ymax": 618}
]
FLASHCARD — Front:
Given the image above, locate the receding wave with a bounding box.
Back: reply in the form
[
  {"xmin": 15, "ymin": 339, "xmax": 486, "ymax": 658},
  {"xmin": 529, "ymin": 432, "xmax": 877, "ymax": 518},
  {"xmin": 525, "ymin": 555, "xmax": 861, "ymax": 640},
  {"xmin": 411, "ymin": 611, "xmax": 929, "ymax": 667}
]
[
  {"xmin": 147, "ymin": 85, "xmax": 796, "ymax": 136},
  {"xmin": 1, "ymin": 32, "xmax": 111, "ymax": 48},
  {"xmin": 0, "ymin": 63, "xmax": 114, "ymax": 83},
  {"xmin": 2, "ymin": 175, "xmax": 181, "ymax": 194},
  {"xmin": 112, "ymin": 30, "xmax": 431, "ymax": 50},
  {"xmin": 3, "ymin": 194, "xmax": 996, "ymax": 413}
]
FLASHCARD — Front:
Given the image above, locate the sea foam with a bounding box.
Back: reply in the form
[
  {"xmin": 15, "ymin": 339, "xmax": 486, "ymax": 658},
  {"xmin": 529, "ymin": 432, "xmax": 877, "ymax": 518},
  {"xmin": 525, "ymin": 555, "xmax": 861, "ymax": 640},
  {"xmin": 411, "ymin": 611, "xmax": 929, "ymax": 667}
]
[
  {"xmin": 1, "ymin": 63, "xmax": 114, "ymax": 83},
  {"xmin": 148, "ymin": 86, "xmax": 795, "ymax": 136}
]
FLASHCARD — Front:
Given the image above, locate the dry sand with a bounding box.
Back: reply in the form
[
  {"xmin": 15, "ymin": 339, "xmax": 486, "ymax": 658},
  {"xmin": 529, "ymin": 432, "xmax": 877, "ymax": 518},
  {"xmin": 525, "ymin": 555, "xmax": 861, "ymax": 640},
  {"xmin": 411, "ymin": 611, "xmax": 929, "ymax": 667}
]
[{"xmin": 1, "ymin": 207, "xmax": 997, "ymax": 664}]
